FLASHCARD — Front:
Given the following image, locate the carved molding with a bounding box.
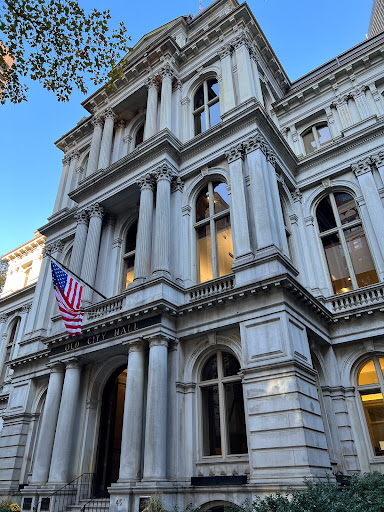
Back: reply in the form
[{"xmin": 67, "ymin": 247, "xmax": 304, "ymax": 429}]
[
  {"xmin": 87, "ymin": 203, "xmax": 105, "ymax": 219},
  {"xmin": 91, "ymin": 116, "xmax": 103, "ymax": 128},
  {"xmin": 74, "ymin": 209, "xmax": 89, "ymax": 225},
  {"xmin": 137, "ymin": 173, "xmax": 155, "ymax": 191},
  {"xmin": 21, "ymin": 303, "xmax": 32, "ymax": 315},
  {"xmin": 224, "ymin": 144, "xmax": 243, "ymax": 163},
  {"xmin": 0, "ymin": 314, "xmax": 7, "ymax": 323},
  {"xmin": 144, "ymin": 75, "xmax": 160, "ymax": 90},
  {"xmin": 154, "ymin": 163, "xmax": 176, "ymax": 182},
  {"xmin": 351, "ymin": 157, "xmax": 373, "ymax": 177},
  {"xmin": 219, "ymin": 43, "xmax": 232, "ymax": 59},
  {"xmin": 291, "ymin": 189, "xmax": 303, "ymax": 203},
  {"xmin": 44, "ymin": 240, "xmax": 64, "ymax": 256},
  {"xmin": 103, "ymin": 108, "xmax": 117, "ymax": 120},
  {"xmin": 160, "ymin": 63, "xmax": 175, "ymax": 80},
  {"xmin": 171, "ymin": 176, "xmax": 184, "ymax": 193}
]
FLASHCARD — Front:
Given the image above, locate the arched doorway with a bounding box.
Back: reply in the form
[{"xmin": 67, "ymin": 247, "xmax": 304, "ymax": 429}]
[{"xmin": 95, "ymin": 365, "xmax": 127, "ymax": 492}]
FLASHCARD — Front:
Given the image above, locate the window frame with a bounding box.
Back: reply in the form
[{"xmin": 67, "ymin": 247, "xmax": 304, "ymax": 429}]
[
  {"xmin": 356, "ymin": 357, "xmax": 384, "ymax": 458},
  {"xmin": 1, "ymin": 317, "xmax": 20, "ymax": 383},
  {"xmin": 198, "ymin": 349, "xmax": 247, "ymax": 459},
  {"xmin": 122, "ymin": 220, "xmax": 138, "ymax": 289},
  {"xmin": 194, "ymin": 180, "xmax": 233, "ymax": 284},
  {"xmin": 193, "ymin": 79, "xmax": 220, "ymax": 136},
  {"xmin": 315, "ymin": 191, "xmax": 378, "ymax": 294},
  {"xmin": 301, "ymin": 122, "xmax": 332, "ymax": 154}
]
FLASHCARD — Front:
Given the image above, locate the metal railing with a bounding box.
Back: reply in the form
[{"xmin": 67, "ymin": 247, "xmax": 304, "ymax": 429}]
[{"xmin": 33, "ymin": 473, "xmax": 94, "ymax": 512}]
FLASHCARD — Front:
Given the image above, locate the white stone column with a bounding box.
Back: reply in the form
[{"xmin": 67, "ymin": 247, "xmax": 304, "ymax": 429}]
[
  {"xmin": 368, "ymin": 84, "xmax": 384, "ymax": 116},
  {"xmin": 53, "ymin": 155, "xmax": 71, "ymax": 213},
  {"xmin": 159, "ymin": 64, "xmax": 174, "ymax": 131},
  {"xmin": 48, "ymin": 360, "xmax": 82, "ymax": 484},
  {"xmin": 173, "ymin": 80, "xmax": 182, "ymax": 139},
  {"xmin": 93, "ymin": 215, "xmax": 116, "ymax": 299},
  {"xmin": 330, "ymin": 104, "xmax": 343, "ymax": 135},
  {"xmin": 111, "ymin": 120, "xmax": 126, "ymax": 164},
  {"xmin": 108, "ymin": 238, "xmax": 123, "ymax": 297},
  {"xmin": 80, "ymin": 203, "xmax": 104, "ymax": 305},
  {"xmin": 153, "ymin": 166, "xmax": 173, "ymax": 275},
  {"xmin": 267, "ymin": 161, "xmax": 290, "ymax": 256},
  {"xmin": 219, "ymin": 44, "xmax": 236, "ymax": 113},
  {"xmin": 86, "ymin": 116, "xmax": 103, "ymax": 176},
  {"xmin": 181, "ymin": 97, "xmax": 191, "ymax": 142},
  {"xmin": 333, "ymin": 95, "xmax": 353, "ymax": 128},
  {"xmin": 244, "ymin": 135, "xmax": 275, "ymax": 251},
  {"xmin": 348, "ymin": 96, "xmax": 361, "ymax": 124},
  {"xmin": 30, "ymin": 364, "xmax": 65, "ymax": 484},
  {"xmin": 98, "ymin": 108, "xmax": 116, "ymax": 170},
  {"xmin": 70, "ymin": 210, "xmax": 89, "ymax": 276},
  {"xmin": 224, "ymin": 144, "xmax": 252, "ymax": 260},
  {"xmin": 233, "ymin": 33, "xmax": 255, "ymax": 103},
  {"xmin": 249, "ymin": 51, "xmax": 264, "ymax": 105},
  {"xmin": 143, "ymin": 337, "xmax": 168, "ymax": 481},
  {"xmin": 121, "ymin": 134, "xmax": 132, "ymax": 158},
  {"xmin": 134, "ymin": 175, "xmax": 154, "ymax": 280},
  {"xmin": 372, "ymin": 150, "xmax": 384, "ymax": 186},
  {"xmin": 304, "ymin": 214, "xmax": 329, "ymax": 296},
  {"xmin": 144, "ymin": 76, "xmax": 159, "ymax": 140},
  {"xmin": 61, "ymin": 150, "xmax": 80, "ymax": 209},
  {"xmin": 352, "ymin": 158, "xmax": 384, "ymax": 259},
  {"xmin": 325, "ymin": 106, "xmax": 340, "ymax": 138},
  {"xmin": 119, "ymin": 341, "xmax": 146, "ymax": 481}
]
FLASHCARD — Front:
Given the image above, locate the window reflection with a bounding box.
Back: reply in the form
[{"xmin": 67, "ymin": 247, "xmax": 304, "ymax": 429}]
[
  {"xmin": 193, "ymin": 79, "xmax": 220, "ymax": 135},
  {"xmin": 302, "ymin": 123, "xmax": 332, "ymax": 154}
]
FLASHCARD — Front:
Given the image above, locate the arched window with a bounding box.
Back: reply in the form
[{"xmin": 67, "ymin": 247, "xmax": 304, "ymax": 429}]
[
  {"xmin": 135, "ymin": 125, "xmax": 144, "ymax": 148},
  {"xmin": 123, "ymin": 221, "xmax": 138, "ymax": 287},
  {"xmin": 193, "ymin": 79, "xmax": 220, "ymax": 136},
  {"xmin": 316, "ymin": 191, "xmax": 378, "ymax": 294},
  {"xmin": 357, "ymin": 358, "xmax": 384, "ymax": 456},
  {"xmin": 302, "ymin": 123, "xmax": 332, "ymax": 154},
  {"xmin": 199, "ymin": 350, "xmax": 247, "ymax": 457},
  {"xmin": 195, "ymin": 181, "xmax": 233, "ymax": 283}
]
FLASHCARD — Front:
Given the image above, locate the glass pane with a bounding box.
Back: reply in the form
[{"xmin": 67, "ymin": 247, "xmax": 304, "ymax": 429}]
[
  {"xmin": 125, "ymin": 221, "xmax": 138, "ymax": 254},
  {"xmin": 201, "ymin": 354, "xmax": 218, "ymax": 381},
  {"xmin": 125, "ymin": 255, "xmax": 135, "ymax": 287},
  {"xmin": 334, "ymin": 193, "xmax": 359, "ymax": 225},
  {"xmin": 358, "ymin": 360, "xmax": 379, "ymax": 385},
  {"xmin": 196, "ymin": 186, "xmax": 210, "ymax": 222},
  {"xmin": 197, "ymin": 224, "xmax": 213, "ymax": 283},
  {"xmin": 213, "ymin": 182, "xmax": 229, "ymax": 214},
  {"xmin": 321, "ymin": 232, "xmax": 352, "ymax": 294},
  {"xmin": 209, "ymin": 101, "xmax": 220, "ymax": 128},
  {"xmin": 361, "ymin": 393, "xmax": 384, "ymax": 456},
  {"xmin": 216, "ymin": 216, "xmax": 233, "ymax": 277},
  {"xmin": 316, "ymin": 196, "xmax": 337, "ymax": 232},
  {"xmin": 194, "ymin": 84, "xmax": 204, "ymax": 110},
  {"xmin": 222, "ymin": 352, "xmax": 240, "ymax": 377},
  {"xmin": 224, "ymin": 381, "xmax": 248, "ymax": 454},
  {"xmin": 201, "ymin": 385, "xmax": 222, "ymax": 456},
  {"xmin": 135, "ymin": 125, "xmax": 144, "ymax": 147},
  {"xmin": 194, "ymin": 111, "xmax": 206, "ymax": 135},
  {"xmin": 344, "ymin": 226, "xmax": 378, "ymax": 288},
  {"xmin": 207, "ymin": 79, "xmax": 219, "ymax": 100},
  {"xmin": 303, "ymin": 130, "xmax": 317, "ymax": 154},
  {"xmin": 380, "ymin": 359, "xmax": 384, "ymax": 378},
  {"xmin": 317, "ymin": 125, "xmax": 332, "ymax": 145}
]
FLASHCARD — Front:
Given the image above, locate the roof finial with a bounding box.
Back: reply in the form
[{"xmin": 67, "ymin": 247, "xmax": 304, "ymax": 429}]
[{"xmin": 199, "ymin": 0, "xmax": 202, "ymax": 11}]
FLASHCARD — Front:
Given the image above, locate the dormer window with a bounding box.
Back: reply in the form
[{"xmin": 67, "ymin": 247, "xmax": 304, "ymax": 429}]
[
  {"xmin": 302, "ymin": 123, "xmax": 332, "ymax": 154},
  {"xmin": 193, "ymin": 79, "xmax": 220, "ymax": 136}
]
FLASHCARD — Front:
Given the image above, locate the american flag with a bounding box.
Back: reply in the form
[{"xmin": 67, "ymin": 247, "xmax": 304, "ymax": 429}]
[{"xmin": 50, "ymin": 259, "xmax": 84, "ymax": 336}]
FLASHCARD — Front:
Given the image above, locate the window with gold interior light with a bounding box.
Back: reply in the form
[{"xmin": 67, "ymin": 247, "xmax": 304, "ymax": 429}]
[
  {"xmin": 316, "ymin": 191, "xmax": 378, "ymax": 294},
  {"xmin": 123, "ymin": 221, "xmax": 137, "ymax": 287},
  {"xmin": 195, "ymin": 181, "xmax": 233, "ymax": 284},
  {"xmin": 357, "ymin": 358, "xmax": 384, "ymax": 457}
]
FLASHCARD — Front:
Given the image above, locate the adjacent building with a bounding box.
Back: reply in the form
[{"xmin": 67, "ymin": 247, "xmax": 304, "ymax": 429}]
[
  {"xmin": 1, "ymin": 1, "xmax": 384, "ymax": 511},
  {"xmin": 368, "ymin": 0, "xmax": 384, "ymax": 37}
]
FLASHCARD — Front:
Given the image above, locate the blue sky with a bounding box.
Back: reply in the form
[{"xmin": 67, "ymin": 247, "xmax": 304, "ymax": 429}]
[{"xmin": 0, "ymin": 0, "xmax": 372, "ymax": 256}]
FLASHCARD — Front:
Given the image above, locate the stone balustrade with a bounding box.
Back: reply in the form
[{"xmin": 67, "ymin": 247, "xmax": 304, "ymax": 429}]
[
  {"xmin": 87, "ymin": 297, "xmax": 124, "ymax": 320},
  {"xmin": 188, "ymin": 275, "xmax": 235, "ymax": 302},
  {"xmin": 324, "ymin": 282, "xmax": 384, "ymax": 314}
]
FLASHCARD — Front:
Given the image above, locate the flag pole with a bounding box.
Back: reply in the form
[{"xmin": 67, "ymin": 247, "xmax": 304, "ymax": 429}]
[{"xmin": 49, "ymin": 255, "xmax": 108, "ymax": 300}]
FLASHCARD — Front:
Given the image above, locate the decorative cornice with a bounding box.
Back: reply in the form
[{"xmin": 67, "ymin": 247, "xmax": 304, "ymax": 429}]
[{"xmin": 87, "ymin": 202, "xmax": 105, "ymax": 219}]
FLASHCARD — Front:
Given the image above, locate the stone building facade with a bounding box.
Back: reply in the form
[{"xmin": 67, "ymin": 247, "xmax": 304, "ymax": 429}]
[{"xmin": 1, "ymin": 0, "xmax": 384, "ymax": 511}]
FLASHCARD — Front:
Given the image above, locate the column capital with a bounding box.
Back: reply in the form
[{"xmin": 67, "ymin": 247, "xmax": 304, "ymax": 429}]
[
  {"xmin": 171, "ymin": 176, "xmax": 184, "ymax": 193},
  {"xmin": 0, "ymin": 314, "xmax": 7, "ymax": 323},
  {"xmin": 128, "ymin": 339, "xmax": 146, "ymax": 353},
  {"xmin": 243, "ymin": 131, "xmax": 269, "ymax": 156},
  {"xmin": 352, "ymin": 157, "xmax": 373, "ymax": 177},
  {"xmin": 21, "ymin": 303, "xmax": 32, "ymax": 315},
  {"xmin": 91, "ymin": 116, "xmax": 103, "ymax": 128},
  {"xmin": 69, "ymin": 149, "xmax": 80, "ymax": 162},
  {"xmin": 74, "ymin": 209, "xmax": 89, "ymax": 225},
  {"xmin": 103, "ymin": 108, "xmax": 117, "ymax": 120},
  {"xmin": 219, "ymin": 43, "xmax": 232, "ymax": 59},
  {"xmin": 351, "ymin": 84, "xmax": 366, "ymax": 98},
  {"xmin": 104, "ymin": 214, "xmax": 117, "ymax": 227},
  {"xmin": 160, "ymin": 63, "xmax": 175, "ymax": 80},
  {"xmin": 291, "ymin": 189, "xmax": 303, "ymax": 203},
  {"xmin": 144, "ymin": 75, "xmax": 160, "ymax": 90},
  {"xmin": 65, "ymin": 358, "xmax": 82, "ymax": 370},
  {"xmin": 117, "ymin": 120, "xmax": 126, "ymax": 131},
  {"xmin": 154, "ymin": 164, "xmax": 175, "ymax": 182},
  {"xmin": 231, "ymin": 31, "xmax": 251, "ymax": 51},
  {"xmin": 224, "ymin": 143, "xmax": 243, "ymax": 163},
  {"xmin": 173, "ymin": 79, "xmax": 182, "ymax": 92},
  {"xmin": 62, "ymin": 154, "xmax": 71, "ymax": 165},
  {"xmin": 47, "ymin": 362, "xmax": 65, "ymax": 374},
  {"xmin": 123, "ymin": 134, "xmax": 133, "ymax": 144},
  {"xmin": 137, "ymin": 173, "xmax": 155, "ymax": 191},
  {"xmin": 87, "ymin": 202, "xmax": 105, "ymax": 219},
  {"xmin": 44, "ymin": 239, "xmax": 64, "ymax": 257},
  {"xmin": 372, "ymin": 151, "xmax": 384, "ymax": 167},
  {"xmin": 148, "ymin": 336, "xmax": 169, "ymax": 349},
  {"xmin": 112, "ymin": 237, "xmax": 123, "ymax": 249}
]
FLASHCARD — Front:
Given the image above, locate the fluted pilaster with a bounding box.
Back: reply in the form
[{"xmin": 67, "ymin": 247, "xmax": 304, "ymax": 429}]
[
  {"xmin": 87, "ymin": 116, "xmax": 103, "ymax": 176},
  {"xmin": 98, "ymin": 109, "xmax": 116, "ymax": 170},
  {"xmin": 160, "ymin": 64, "xmax": 174, "ymax": 131},
  {"xmin": 153, "ymin": 165, "xmax": 174, "ymax": 274},
  {"xmin": 134, "ymin": 175, "xmax": 155, "ymax": 280},
  {"xmin": 144, "ymin": 76, "xmax": 159, "ymax": 140}
]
